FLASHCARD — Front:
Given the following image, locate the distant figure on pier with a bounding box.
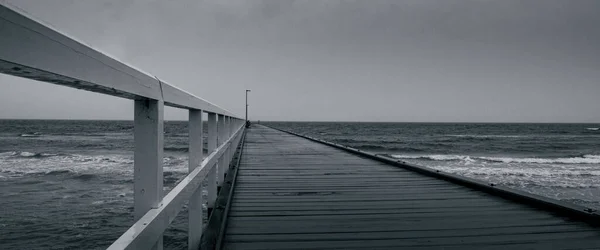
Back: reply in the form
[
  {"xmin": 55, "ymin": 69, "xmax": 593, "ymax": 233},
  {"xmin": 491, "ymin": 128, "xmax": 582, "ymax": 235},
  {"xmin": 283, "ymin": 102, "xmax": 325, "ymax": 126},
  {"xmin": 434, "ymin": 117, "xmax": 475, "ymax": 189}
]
[{"xmin": 246, "ymin": 120, "xmax": 252, "ymax": 128}]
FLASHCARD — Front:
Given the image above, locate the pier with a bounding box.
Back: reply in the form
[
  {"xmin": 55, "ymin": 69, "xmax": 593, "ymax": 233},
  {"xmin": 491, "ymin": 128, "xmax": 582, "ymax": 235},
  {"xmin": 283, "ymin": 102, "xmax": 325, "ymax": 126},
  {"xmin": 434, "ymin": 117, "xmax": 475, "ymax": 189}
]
[
  {"xmin": 1, "ymin": 3, "xmax": 600, "ymax": 249},
  {"xmin": 220, "ymin": 125, "xmax": 600, "ymax": 249}
]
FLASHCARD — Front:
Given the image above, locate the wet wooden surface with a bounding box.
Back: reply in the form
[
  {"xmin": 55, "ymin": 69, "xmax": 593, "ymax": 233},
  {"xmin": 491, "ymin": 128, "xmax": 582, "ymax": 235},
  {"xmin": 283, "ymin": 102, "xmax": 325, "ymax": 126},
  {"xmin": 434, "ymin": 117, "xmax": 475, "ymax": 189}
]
[{"xmin": 221, "ymin": 125, "xmax": 600, "ymax": 249}]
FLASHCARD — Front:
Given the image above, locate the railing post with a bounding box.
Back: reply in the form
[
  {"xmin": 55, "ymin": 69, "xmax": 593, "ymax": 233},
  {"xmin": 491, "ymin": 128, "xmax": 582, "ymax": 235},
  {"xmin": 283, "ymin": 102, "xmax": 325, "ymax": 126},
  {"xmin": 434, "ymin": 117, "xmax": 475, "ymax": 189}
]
[
  {"xmin": 207, "ymin": 112, "xmax": 218, "ymax": 210},
  {"xmin": 217, "ymin": 114, "xmax": 226, "ymax": 186},
  {"xmin": 238, "ymin": 118, "xmax": 242, "ymax": 138},
  {"xmin": 227, "ymin": 117, "xmax": 232, "ymax": 168},
  {"xmin": 188, "ymin": 109, "xmax": 203, "ymax": 250},
  {"xmin": 228, "ymin": 116, "xmax": 233, "ymax": 138},
  {"xmin": 224, "ymin": 116, "xmax": 230, "ymax": 178},
  {"xmin": 134, "ymin": 99, "xmax": 164, "ymax": 250}
]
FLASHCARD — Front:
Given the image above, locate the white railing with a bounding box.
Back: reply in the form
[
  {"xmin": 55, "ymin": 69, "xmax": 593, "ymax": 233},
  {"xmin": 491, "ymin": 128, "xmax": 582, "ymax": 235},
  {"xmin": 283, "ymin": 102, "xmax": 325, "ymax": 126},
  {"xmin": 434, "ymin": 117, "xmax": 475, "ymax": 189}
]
[{"xmin": 0, "ymin": 3, "xmax": 245, "ymax": 250}]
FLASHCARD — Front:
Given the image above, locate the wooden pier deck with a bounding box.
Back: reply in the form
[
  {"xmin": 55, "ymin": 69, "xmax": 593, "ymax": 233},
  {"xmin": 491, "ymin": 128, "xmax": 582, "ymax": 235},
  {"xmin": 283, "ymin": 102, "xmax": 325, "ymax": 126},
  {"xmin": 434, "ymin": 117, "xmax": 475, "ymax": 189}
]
[{"xmin": 220, "ymin": 125, "xmax": 600, "ymax": 250}]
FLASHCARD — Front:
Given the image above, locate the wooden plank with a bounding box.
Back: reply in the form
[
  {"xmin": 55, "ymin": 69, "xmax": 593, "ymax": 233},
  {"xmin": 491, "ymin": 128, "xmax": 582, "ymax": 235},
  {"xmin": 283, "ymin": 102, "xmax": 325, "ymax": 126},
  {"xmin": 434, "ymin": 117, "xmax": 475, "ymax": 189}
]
[
  {"xmin": 225, "ymin": 224, "xmax": 592, "ymax": 240},
  {"xmin": 228, "ymin": 203, "xmax": 512, "ymax": 212},
  {"xmin": 233, "ymin": 182, "xmax": 466, "ymax": 188},
  {"xmin": 235, "ymin": 174, "xmax": 441, "ymax": 179},
  {"xmin": 224, "ymin": 232, "xmax": 600, "ymax": 250},
  {"xmin": 226, "ymin": 217, "xmax": 573, "ymax": 233},
  {"xmin": 226, "ymin": 208, "xmax": 553, "ymax": 220},
  {"xmin": 230, "ymin": 194, "xmax": 489, "ymax": 202},
  {"xmin": 225, "ymin": 232, "xmax": 598, "ymax": 249},
  {"xmin": 230, "ymin": 197, "xmax": 511, "ymax": 207},
  {"xmin": 231, "ymin": 181, "xmax": 464, "ymax": 186},
  {"xmin": 229, "ymin": 185, "xmax": 462, "ymax": 190},
  {"xmin": 227, "ymin": 208, "xmax": 528, "ymax": 217},
  {"xmin": 231, "ymin": 190, "xmax": 480, "ymax": 197},
  {"xmin": 231, "ymin": 187, "xmax": 473, "ymax": 194}
]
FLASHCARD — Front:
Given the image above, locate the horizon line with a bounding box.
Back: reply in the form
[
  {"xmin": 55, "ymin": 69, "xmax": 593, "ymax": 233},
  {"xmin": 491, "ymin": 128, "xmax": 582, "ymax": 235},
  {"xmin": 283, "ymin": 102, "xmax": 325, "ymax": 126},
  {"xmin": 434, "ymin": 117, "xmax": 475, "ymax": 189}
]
[{"xmin": 0, "ymin": 118, "xmax": 598, "ymax": 124}]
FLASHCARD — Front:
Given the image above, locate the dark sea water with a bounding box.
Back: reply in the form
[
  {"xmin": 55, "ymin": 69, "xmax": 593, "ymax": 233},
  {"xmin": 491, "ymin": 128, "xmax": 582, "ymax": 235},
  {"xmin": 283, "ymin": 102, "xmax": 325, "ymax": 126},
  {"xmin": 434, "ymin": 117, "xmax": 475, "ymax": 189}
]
[
  {"xmin": 1, "ymin": 120, "xmax": 599, "ymax": 249},
  {"xmin": 0, "ymin": 120, "xmax": 196, "ymax": 250}
]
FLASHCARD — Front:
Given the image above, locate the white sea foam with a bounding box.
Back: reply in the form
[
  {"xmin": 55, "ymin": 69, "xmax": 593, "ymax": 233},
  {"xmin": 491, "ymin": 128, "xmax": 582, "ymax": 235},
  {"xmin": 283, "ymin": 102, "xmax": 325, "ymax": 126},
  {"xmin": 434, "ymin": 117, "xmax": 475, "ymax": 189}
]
[
  {"xmin": 391, "ymin": 154, "xmax": 472, "ymax": 161},
  {"xmin": 19, "ymin": 152, "xmax": 36, "ymax": 157},
  {"xmin": 20, "ymin": 133, "xmax": 42, "ymax": 137},
  {"xmin": 447, "ymin": 134, "xmax": 600, "ymax": 138},
  {"xmin": 0, "ymin": 151, "xmax": 57, "ymax": 158},
  {"xmin": 428, "ymin": 164, "xmax": 600, "ymax": 188},
  {"xmin": 584, "ymin": 154, "xmax": 600, "ymax": 159},
  {"xmin": 391, "ymin": 154, "xmax": 600, "ymax": 164},
  {"xmin": 0, "ymin": 151, "xmax": 188, "ymax": 178},
  {"xmin": 586, "ymin": 128, "xmax": 599, "ymax": 131},
  {"xmin": 0, "ymin": 151, "xmax": 17, "ymax": 157},
  {"xmin": 446, "ymin": 134, "xmax": 525, "ymax": 138},
  {"xmin": 480, "ymin": 156, "xmax": 600, "ymax": 164},
  {"xmin": 393, "ymin": 153, "xmax": 600, "ymax": 191}
]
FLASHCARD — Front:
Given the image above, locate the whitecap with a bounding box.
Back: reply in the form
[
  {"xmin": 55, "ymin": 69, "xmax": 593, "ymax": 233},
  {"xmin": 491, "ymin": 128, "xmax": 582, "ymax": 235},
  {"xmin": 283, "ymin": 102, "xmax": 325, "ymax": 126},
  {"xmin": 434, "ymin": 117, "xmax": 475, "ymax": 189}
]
[
  {"xmin": 20, "ymin": 133, "xmax": 42, "ymax": 137},
  {"xmin": 0, "ymin": 151, "xmax": 17, "ymax": 157},
  {"xmin": 391, "ymin": 154, "xmax": 475, "ymax": 162},
  {"xmin": 0, "ymin": 153, "xmax": 136, "ymax": 178},
  {"xmin": 446, "ymin": 134, "xmax": 525, "ymax": 138},
  {"xmin": 19, "ymin": 152, "xmax": 36, "ymax": 157},
  {"xmin": 392, "ymin": 154, "xmax": 600, "ymax": 164},
  {"xmin": 479, "ymin": 156, "xmax": 600, "ymax": 164},
  {"xmin": 583, "ymin": 154, "xmax": 600, "ymax": 159}
]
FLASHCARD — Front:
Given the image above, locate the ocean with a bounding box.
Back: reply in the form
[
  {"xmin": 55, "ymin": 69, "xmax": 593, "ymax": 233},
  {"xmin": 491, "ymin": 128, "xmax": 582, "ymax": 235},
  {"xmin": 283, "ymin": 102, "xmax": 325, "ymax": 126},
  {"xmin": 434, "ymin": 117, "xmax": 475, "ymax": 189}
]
[
  {"xmin": 0, "ymin": 120, "xmax": 194, "ymax": 249},
  {"xmin": 1, "ymin": 120, "xmax": 599, "ymax": 249}
]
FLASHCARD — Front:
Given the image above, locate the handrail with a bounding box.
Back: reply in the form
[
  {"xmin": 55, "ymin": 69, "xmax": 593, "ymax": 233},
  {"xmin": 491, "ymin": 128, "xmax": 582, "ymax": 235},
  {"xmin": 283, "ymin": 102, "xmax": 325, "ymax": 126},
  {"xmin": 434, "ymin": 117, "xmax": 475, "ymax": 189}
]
[
  {"xmin": 0, "ymin": 3, "xmax": 234, "ymax": 116},
  {"xmin": 0, "ymin": 3, "xmax": 245, "ymax": 250}
]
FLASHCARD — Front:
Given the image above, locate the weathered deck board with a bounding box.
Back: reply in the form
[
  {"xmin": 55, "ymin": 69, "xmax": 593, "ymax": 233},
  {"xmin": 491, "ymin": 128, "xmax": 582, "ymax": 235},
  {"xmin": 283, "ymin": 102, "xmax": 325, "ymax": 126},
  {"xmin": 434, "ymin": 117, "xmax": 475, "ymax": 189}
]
[{"xmin": 221, "ymin": 125, "xmax": 600, "ymax": 249}]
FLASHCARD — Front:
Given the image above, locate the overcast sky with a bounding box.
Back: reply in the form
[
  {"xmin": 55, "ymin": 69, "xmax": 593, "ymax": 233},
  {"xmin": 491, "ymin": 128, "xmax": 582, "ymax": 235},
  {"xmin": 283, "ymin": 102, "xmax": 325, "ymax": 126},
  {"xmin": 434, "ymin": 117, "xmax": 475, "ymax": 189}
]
[{"xmin": 1, "ymin": 0, "xmax": 599, "ymax": 122}]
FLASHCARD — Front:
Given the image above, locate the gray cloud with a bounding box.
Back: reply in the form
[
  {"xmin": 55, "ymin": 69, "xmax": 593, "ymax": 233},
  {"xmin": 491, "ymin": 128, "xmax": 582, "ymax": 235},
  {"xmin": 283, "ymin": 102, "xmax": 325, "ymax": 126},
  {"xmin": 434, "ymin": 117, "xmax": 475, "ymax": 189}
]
[{"xmin": 1, "ymin": 0, "xmax": 599, "ymax": 122}]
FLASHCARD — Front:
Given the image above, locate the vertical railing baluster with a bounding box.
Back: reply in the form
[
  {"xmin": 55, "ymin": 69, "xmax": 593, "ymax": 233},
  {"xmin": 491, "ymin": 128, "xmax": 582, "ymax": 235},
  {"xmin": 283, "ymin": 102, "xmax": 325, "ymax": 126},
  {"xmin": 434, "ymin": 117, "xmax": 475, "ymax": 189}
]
[
  {"xmin": 217, "ymin": 114, "xmax": 226, "ymax": 187},
  {"xmin": 224, "ymin": 116, "xmax": 231, "ymax": 180},
  {"xmin": 188, "ymin": 109, "xmax": 203, "ymax": 250},
  {"xmin": 230, "ymin": 117, "xmax": 233, "ymax": 136},
  {"xmin": 207, "ymin": 112, "xmax": 218, "ymax": 212},
  {"xmin": 133, "ymin": 99, "xmax": 164, "ymax": 250},
  {"xmin": 227, "ymin": 117, "xmax": 232, "ymax": 170}
]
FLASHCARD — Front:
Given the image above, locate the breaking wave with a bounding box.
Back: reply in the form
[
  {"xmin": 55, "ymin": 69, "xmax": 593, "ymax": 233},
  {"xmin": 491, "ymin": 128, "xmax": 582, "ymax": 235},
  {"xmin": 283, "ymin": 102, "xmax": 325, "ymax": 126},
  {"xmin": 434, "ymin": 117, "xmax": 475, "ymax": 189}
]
[
  {"xmin": 446, "ymin": 134, "xmax": 525, "ymax": 138},
  {"xmin": 19, "ymin": 132, "xmax": 42, "ymax": 137},
  {"xmin": 0, "ymin": 151, "xmax": 61, "ymax": 158},
  {"xmin": 391, "ymin": 154, "xmax": 600, "ymax": 164},
  {"xmin": 392, "ymin": 154, "xmax": 475, "ymax": 161},
  {"xmin": 392, "ymin": 154, "xmax": 600, "ymax": 190},
  {"xmin": 480, "ymin": 155, "xmax": 600, "ymax": 164},
  {"xmin": 0, "ymin": 151, "xmax": 188, "ymax": 179},
  {"xmin": 355, "ymin": 145, "xmax": 424, "ymax": 152}
]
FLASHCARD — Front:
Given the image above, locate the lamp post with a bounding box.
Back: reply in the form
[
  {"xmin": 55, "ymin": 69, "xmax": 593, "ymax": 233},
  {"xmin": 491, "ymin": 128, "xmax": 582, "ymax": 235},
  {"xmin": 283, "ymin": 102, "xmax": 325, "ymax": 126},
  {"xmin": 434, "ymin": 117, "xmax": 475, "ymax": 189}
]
[{"xmin": 245, "ymin": 89, "xmax": 251, "ymax": 126}]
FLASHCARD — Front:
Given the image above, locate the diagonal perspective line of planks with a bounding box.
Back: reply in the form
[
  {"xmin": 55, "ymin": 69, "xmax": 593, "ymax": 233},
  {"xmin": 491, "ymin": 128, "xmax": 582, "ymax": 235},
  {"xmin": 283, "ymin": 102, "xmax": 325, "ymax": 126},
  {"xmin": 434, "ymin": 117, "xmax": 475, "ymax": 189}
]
[{"xmin": 220, "ymin": 125, "xmax": 600, "ymax": 250}]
